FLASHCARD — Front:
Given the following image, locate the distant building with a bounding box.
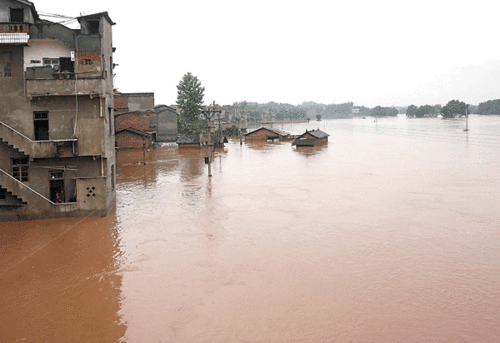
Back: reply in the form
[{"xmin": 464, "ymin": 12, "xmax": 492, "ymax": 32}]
[
  {"xmin": 155, "ymin": 105, "xmax": 178, "ymax": 142},
  {"xmin": 114, "ymin": 93, "xmax": 156, "ymax": 149},
  {"xmin": 177, "ymin": 132, "xmax": 201, "ymax": 148},
  {"xmin": 114, "ymin": 92, "xmax": 154, "ymax": 115},
  {"xmin": 292, "ymin": 129, "xmax": 329, "ymax": 147},
  {"xmin": 115, "ymin": 128, "xmax": 152, "ymax": 149},
  {"xmin": 1, "ymin": 1, "xmax": 116, "ymax": 221},
  {"xmin": 352, "ymin": 108, "xmax": 360, "ymax": 114},
  {"xmin": 245, "ymin": 127, "xmax": 295, "ymax": 142}
]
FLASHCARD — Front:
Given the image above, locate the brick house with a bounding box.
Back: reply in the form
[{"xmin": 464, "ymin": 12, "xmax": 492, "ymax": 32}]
[
  {"xmin": 114, "ymin": 93, "xmax": 156, "ymax": 148},
  {"xmin": 115, "ymin": 128, "xmax": 152, "ymax": 149},
  {"xmin": 244, "ymin": 127, "xmax": 294, "ymax": 142},
  {"xmin": 292, "ymin": 129, "xmax": 329, "ymax": 147}
]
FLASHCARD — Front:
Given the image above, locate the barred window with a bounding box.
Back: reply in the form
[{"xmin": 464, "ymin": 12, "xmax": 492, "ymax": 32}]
[
  {"xmin": 12, "ymin": 157, "xmax": 29, "ymax": 182},
  {"xmin": 1, "ymin": 52, "xmax": 12, "ymax": 78}
]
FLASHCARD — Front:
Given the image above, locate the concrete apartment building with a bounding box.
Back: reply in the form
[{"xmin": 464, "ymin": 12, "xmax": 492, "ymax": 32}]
[{"xmin": 0, "ymin": 0, "xmax": 116, "ymax": 221}]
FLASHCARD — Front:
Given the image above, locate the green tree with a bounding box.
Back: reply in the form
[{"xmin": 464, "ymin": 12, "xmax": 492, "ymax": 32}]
[
  {"xmin": 477, "ymin": 99, "xmax": 500, "ymax": 115},
  {"xmin": 316, "ymin": 114, "xmax": 322, "ymax": 121},
  {"xmin": 406, "ymin": 105, "xmax": 417, "ymax": 117},
  {"xmin": 441, "ymin": 99, "xmax": 468, "ymax": 118},
  {"xmin": 176, "ymin": 72, "xmax": 205, "ymax": 132}
]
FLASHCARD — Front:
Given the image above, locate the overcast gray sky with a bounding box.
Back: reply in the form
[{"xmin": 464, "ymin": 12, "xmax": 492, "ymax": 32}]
[{"xmin": 36, "ymin": 0, "xmax": 499, "ymax": 108}]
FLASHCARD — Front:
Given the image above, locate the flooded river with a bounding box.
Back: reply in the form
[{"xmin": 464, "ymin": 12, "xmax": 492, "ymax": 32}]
[{"xmin": 1, "ymin": 115, "xmax": 500, "ymax": 342}]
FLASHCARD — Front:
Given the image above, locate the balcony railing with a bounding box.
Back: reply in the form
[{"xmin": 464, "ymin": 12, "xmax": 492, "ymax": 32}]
[
  {"xmin": 0, "ymin": 23, "xmax": 30, "ymax": 44},
  {"xmin": 0, "ymin": 23, "xmax": 30, "ymax": 33}
]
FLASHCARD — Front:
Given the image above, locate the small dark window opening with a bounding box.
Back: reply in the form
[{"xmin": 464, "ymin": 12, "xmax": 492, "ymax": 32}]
[
  {"xmin": 12, "ymin": 157, "xmax": 29, "ymax": 182},
  {"xmin": 88, "ymin": 20, "xmax": 99, "ymax": 34},
  {"xmin": 10, "ymin": 9, "xmax": 24, "ymax": 23},
  {"xmin": 59, "ymin": 57, "xmax": 74, "ymax": 73},
  {"xmin": 34, "ymin": 111, "xmax": 49, "ymax": 140},
  {"xmin": 84, "ymin": 59, "xmax": 92, "ymax": 65},
  {"xmin": 111, "ymin": 164, "xmax": 115, "ymax": 189},
  {"xmin": 0, "ymin": 188, "xmax": 6, "ymax": 200},
  {"xmin": 108, "ymin": 108, "xmax": 113, "ymax": 135}
]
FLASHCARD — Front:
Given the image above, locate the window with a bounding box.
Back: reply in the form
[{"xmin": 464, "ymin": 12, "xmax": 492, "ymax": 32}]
[
  {"xmin": 10, "ymin": 8, "xmax": 24, "ymax": 23},
  {"xmin": 1, "ymin": 52, "xmax": 12, "ymax": 78},
  {"xmin": 108, "ymin": 108, "xmax": 113, "ymax": 135},
  {"xmin": 12, "ymin": 157, "xmax": 29, "ymax": 182},
  {"xmin": 84, "ymin": 59, "xmax": 92, "ymax": 65},
  {"xmin": 0, "ymin": 188, "xmax": 6, "ymax": 200},
  {"xmin": 88, "ymin": 20, "xmax": 99, "ymax": 34},
  {"xmin": 43, "ymin": 58, "xmax": 59, "ymax": 68},
  {"xmin": 34, "ymin": 111, "xmax": 49, "ymax": 140}
]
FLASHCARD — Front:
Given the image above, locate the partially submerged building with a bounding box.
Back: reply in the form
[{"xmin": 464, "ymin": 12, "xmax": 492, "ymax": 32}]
[
  {"xmin": 0, "ymin": 0, "xmax": 116, "ymax": 221},
  {"xmin": 292, "ymin": 129, "xmax": 329, "ymax": 147},
  {"xmin": 155, "ymin": 104, "xmax": 177, "ymax": 142},
  {"xmin": 244, "ymin": 127, "xmax": 295, "ymax": 142},
  {"xmin": 114, "ymin": 94, "xmax": 178, "ymax": 146},
  {"xmin": 114, "ymin": 93, "xmax": 155, "ymax": 149}
]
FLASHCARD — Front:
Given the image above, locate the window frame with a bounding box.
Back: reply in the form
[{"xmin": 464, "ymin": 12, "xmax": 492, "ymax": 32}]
[
  {"xmin": 1, "ymin": 52, "xmax": 13, "ymax": 78},
  {"xmin": 12, "ymin": 157, "xmax": 29, "ymax": 182}
]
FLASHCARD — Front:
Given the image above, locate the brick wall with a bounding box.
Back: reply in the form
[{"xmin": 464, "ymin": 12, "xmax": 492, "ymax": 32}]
[
  {"xmin": 114, "ymin": 97, "xmax": 128, "ymax": 112},
  {"xmin": 245, "ymin": 128, "xmax": 281, "ymax": 141},
  {"xmin": 115, "ymin": 131, "xmax": 152, "ymax": 149},
  {"xmin": 115, "ymin": 112, "xmax": 155, "ymax": 132}
]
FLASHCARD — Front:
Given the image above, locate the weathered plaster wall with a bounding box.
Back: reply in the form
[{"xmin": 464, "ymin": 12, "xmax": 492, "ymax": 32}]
[
  {"xmin": 30, "ymin": 22, "xmax": 75, "ymax": 49},
  {"xmin": 24, "ymin": 39, "xmax": 72, "ymax": 70},
  {"xmin": 156, "ymin": 109, "xmax": 178, "ymax": 142},
  {"xmin": 0, "ymin": 0, "xmax": 33, "ymax": 22},
  {"xmin": 0, "ymin": 142, "xmax": 24, "ymax": 176},
  {"xmin": 0, "ymin": 45, "xmax": 32, "ymax": 133}
]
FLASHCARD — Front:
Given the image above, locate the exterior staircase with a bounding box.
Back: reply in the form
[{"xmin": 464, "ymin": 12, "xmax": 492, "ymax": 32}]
[
  {"xmin": 0, "ymin": 120, "xmax": 77, "ymax": 160},
  {"xmin": 0, "ymin": 168, "xmax": 52, "ymax": 210}
]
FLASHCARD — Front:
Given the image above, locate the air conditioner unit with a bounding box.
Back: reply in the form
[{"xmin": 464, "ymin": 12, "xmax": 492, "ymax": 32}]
[{"xmin": 53, "ymin": 64, "xmax": 60, "ymax": 72}]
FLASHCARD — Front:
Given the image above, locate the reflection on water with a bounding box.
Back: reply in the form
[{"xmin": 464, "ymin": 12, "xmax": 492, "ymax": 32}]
[
  {"xmin": 1, "ymin": 115, "xmax": 500, "ymax": 342},
  {"xmin": 0, "ymin": 214, "xmax": 126, "ymax": 342}
]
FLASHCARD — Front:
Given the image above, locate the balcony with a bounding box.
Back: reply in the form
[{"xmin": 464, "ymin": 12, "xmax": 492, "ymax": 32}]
[
  {"xmin": 26, "ymin": 66, "xmax": 105, "ymax": 97},
  {"xmin": 0, "ymin": 23, "xmax": 30, "ymax": 44}
]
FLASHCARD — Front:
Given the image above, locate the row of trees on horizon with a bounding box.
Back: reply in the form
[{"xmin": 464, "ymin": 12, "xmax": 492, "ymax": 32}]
[{"xmin": 174, "ymin": 72, "xmax": 500, "ymax": 133}]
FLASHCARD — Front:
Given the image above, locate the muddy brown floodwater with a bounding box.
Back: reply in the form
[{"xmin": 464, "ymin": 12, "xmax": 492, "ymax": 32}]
[{"xmin": 1, "ymin": 116, "xmax": 500, "ymax": 342}]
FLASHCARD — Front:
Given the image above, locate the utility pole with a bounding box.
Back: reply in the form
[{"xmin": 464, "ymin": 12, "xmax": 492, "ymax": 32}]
[
  {"xmin": 202, "ymin": 101, "xmax": 221, "ymax": 177},
  {"xmin": 142, "ymin": 137, "xmax": 147, "ymax": 165},
  {"xmin": 464, "ymin": 107, "xmax": 469, "ymax": 132}
]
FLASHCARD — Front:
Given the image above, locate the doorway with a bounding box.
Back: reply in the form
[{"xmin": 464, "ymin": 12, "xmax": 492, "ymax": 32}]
[
  {"xmin": 34, "ymin": 111, "xmax": 49, "ymax": 140},
  {"xmin": 49, "ymin": 170, "xmax": 65, "ymax": 203}
]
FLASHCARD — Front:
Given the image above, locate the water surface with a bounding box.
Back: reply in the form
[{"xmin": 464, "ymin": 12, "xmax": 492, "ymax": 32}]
[{"xmin": 1, "ymin": 115, "xmax": 499, "ymax": 342}]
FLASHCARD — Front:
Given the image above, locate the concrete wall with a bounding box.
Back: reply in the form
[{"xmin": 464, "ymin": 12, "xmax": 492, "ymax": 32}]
[
  {"xmin": 0, "ymin": 45, "xmax": 31, "ymax": 132},
  {"xmin": 114, "ymin": 93, "xmax": 154, "ymax": 114},
  {"xmin": 0, "ymin": 0, "xmax": 34, "ymax": 23},
  {"xmin": 156, "ymin": 107, "xmax": 177, "ymax": 142},
  {"xmin": 24, "ymin": 39, "xmax": 72, "ymax": 70},
  {"xmin": 0, "ymin": 10, "xmax": 116, "ymax": 221}
]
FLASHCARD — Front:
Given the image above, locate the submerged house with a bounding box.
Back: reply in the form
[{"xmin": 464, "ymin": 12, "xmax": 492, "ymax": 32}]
[
  {"xmin": 244, "ymin": 127, "xmax": 295, "ymax": 142},
  {"xmin": 114, "ymin": 93, "xmax": 156, "ymax": 149},
  {"xmin": 292, "ymin": 129, "xmax": 329, "ymax": 147},
  {"xmin": 0, "ymin": 0, "xmax": 116, "ymax": 221},
  {"xmin": 155, "ymin": 104, "xmax": 178, "ymax": 142}
]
